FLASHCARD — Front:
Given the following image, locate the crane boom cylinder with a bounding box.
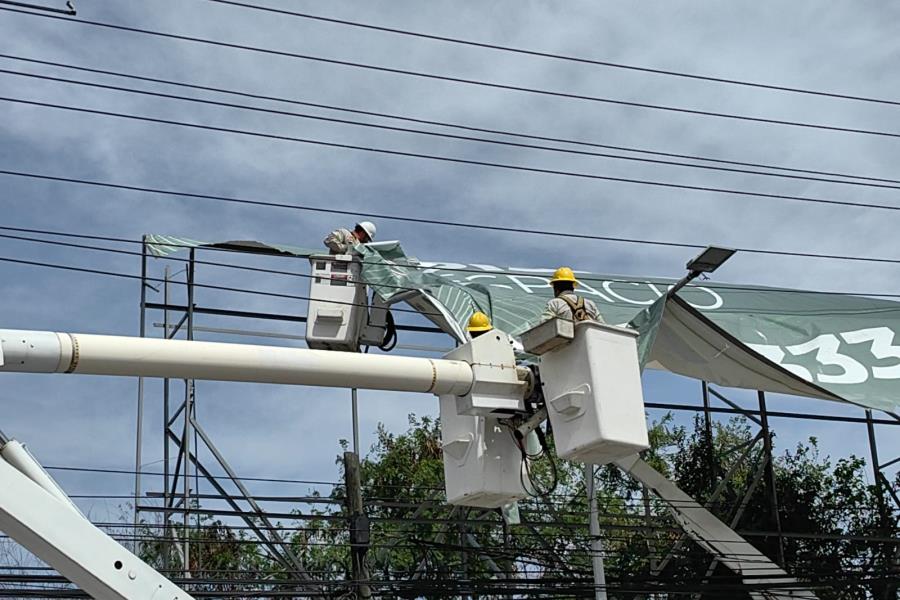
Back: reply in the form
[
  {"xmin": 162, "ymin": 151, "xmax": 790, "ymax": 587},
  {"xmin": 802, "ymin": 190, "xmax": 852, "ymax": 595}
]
[{"xmin": 0, "ymin": 329, "xmax": 474, "ymax": 396}]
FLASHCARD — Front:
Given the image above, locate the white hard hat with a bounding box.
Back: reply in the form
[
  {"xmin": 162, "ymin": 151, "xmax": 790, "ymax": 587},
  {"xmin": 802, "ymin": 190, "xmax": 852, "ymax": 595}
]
[{"xmin": 356, "ymin": 221, "xmax": 376, "ymax": 241}]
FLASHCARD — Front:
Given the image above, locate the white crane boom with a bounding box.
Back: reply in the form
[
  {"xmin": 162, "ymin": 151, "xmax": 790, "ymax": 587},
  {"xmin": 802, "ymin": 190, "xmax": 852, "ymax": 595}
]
[
  {"xmin": 0, "ymin": 438, "xmax": 195, "ymax": 600},
  {"xmin": 0, "ymin": 329, "xmax": 474, "ymax": 395}
]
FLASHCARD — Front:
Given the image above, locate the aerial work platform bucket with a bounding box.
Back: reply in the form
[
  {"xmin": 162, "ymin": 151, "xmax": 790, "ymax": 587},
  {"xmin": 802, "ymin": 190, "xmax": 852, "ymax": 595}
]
[
  {"xmin": 439, "ymin": 396, "xmax": 526, "ymax": 508},
  {"xmin": 305, "ymin": 254, "xmax": 368, "ymax": 352},
  {"xmin": 524, "ymin": 320, "xmax": 649, "ymax": 464}
]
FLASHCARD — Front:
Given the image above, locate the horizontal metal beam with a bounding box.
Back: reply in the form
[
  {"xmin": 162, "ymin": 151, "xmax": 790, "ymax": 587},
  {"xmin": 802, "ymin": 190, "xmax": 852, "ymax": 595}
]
[
  {"xmin": 144, "ymin": 302, "xmax": 445, "ymax": 333},
  {"xmin": 644, "ymin": 401, "xmax": 900, "ymax": 426}
]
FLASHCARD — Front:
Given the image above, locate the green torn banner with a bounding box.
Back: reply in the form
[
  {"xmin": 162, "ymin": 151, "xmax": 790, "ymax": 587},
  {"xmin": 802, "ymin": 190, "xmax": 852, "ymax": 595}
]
[{"xmin": 146, "ymin": 234, "xmax": 900, "ymax": 413}]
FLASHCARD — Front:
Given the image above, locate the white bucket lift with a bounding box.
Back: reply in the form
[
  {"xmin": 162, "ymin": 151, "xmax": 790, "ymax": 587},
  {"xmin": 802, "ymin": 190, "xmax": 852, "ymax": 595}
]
[
  {"xmin": 438, "ymin": 331, "xmax": 528, "ymax": 507},
  {"xmin": 305, "ymin": 253, "xmax": 529, "ymax": 508},
  {"xmin": 439, "ymin": 396, "xmax": 526, "ymax": 508},
  {"xmin": 522, "ymin": 319, "xmax": 650, "ymax": 464},
  {"xmin": 305, "ymin": 254, "xmax": 369, "ymax": 352}
]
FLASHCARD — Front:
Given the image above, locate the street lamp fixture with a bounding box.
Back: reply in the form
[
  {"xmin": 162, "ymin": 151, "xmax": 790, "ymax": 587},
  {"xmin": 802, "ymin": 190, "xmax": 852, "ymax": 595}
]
[{"xmin": 668, "ymin": 245, "xmax": 736, "ymax": 296}]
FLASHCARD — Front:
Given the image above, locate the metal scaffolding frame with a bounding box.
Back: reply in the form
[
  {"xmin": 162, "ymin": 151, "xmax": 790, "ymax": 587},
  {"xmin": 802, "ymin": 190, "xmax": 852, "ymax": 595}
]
[{"xmin": 128, "ymin": 237, "xmax": 900, "ymax": 598}]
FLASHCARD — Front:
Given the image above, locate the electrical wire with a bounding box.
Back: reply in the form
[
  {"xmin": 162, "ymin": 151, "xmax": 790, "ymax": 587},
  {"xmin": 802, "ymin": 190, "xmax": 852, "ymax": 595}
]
[
  {"xmin": 12, "ymin": 95, "xmax": 900, "ymax": 216},
  {"xmin": 0, "ymin": 253, "xmax": 447, "ymax": 317},
  {"xmin": 4, "ymin": 53, "xmax": 898, "ymax": 187},
  {"xmin": 6, "ymin": 65, "xmax": 900, "ymax": 193},
  {"xmin": 4, "ymin": 7, "xmax": 900, "ymax": 140},
  {"xmin": 0, "ymin": 0, "xmax": 73, "ymax": 15},
  {"xmin": 203, "ymin": 0, "xmax": 900, "ymax": 109},
  {"xmin": 8, "ymin": 168, "xmax": 900, "ymax": 288},
  {"xmin": 7, "ymin": 214, "xmax": 900, "ymax": 281},
  {"xmin": 8, "ymin": 227, "xmax": 900, "ymax": 315},
  {"xmin": 9, "ymin": 226, "xmax": 900, "ymax": 307}
]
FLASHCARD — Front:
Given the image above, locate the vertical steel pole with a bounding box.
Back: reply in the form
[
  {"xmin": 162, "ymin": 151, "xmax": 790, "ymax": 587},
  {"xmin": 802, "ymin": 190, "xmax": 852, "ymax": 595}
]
[
  {"xmin": 702, "ymin": 380, "xmax": 715, "ymax": 491},
  {"xmin": 351, "ymin": 388, "xmax": 360, "ymax": 455},
  {"xmin": 182, "ymin": 250, "xmax": 195, "ymax": 577},
  {"xmin": 757, "ymin": 391, "xmax": 785, "ymax": 566},
  {"xmin": 586, "ymin": 463, "xmax": 608, "ymax": 600},
  {"xmin": 865, "ymin": 410, "xmax": 890, "ymax": 530},
  {"xmin": 133, "ymin": 237, "xmax": 148, "ymax": 555},
  {"xmin": 162, "ymin": 265, "xmax": 171, "ymax": 570}
]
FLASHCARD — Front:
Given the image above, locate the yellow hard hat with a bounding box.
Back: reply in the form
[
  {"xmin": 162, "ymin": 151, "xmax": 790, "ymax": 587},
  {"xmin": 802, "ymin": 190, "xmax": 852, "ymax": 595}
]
[
  {"xmin": 467, "ymin": 311, "xmax": 493, "ymax": 332},
  {"xmin": 550, "ymin": 266, "xmax": 579, "ymax": 287}
]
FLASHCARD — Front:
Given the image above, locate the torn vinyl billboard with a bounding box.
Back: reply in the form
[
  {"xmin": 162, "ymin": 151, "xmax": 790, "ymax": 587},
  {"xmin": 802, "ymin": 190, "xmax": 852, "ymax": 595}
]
[{"xmin": 145, "ymin": 235, "xmax": 900, "ymax": 413}]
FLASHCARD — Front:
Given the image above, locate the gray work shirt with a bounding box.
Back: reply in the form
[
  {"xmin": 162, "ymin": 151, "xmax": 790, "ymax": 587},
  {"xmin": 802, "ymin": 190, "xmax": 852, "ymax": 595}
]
[
  {"xmin": 541, "ymin": 290, "xmax": 603, "ymax": 322},
  {"xmin": 323, "ymin": 228, "xmax": 358, "ymax": 254}
]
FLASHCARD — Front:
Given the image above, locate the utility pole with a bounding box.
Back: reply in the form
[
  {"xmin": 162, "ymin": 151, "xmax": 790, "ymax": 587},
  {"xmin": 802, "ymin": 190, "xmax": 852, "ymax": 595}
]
[
  {"xmin": 586, "ymin": 463, "xmax": 608, "ymax": 600},
  {"xmin": 344, "ymin": 452, "xmax": 372, "ymax": 599}
]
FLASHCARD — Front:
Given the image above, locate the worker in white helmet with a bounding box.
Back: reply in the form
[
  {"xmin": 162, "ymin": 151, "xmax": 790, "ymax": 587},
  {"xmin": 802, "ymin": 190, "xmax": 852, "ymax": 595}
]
[
  {"xmin": 323, "ymin": 221, "xmax": 377, "ymax": 254},
  {"xmin": 541, "ymin": 267, "xmax": 603, "ymax": 323}
]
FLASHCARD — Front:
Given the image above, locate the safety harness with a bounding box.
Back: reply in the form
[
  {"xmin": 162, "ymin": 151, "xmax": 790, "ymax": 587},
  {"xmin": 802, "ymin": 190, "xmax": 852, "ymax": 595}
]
[{"xmin": 559, "ymin": 294, "xmax": 590, "ymax": 322}]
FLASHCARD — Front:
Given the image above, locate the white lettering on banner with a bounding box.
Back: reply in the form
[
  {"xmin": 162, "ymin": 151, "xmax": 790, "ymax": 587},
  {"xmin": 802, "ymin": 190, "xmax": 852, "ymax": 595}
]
[
  {"xmin": 840, "ymin": 327, "xmax": 900, "ymax": 379},
  {"xmin": 461, "ymin": 275, "xmax": 498, "ymax": 285},
  {"xmin": 506, "ymin": 275, "xmax": 551, "ymax": 294},
  {"xmin": 746, "ymin": 343, "xmax": 813, "ymax": 381},
  {"xmin": 469, "ymin": 264, "xmax": 505, "ymax": 272},
  {"xmin": 747, "ymin": 326, "xmax": 900, "ymax": 385},
  {"xmin": 602, "ymin": 281, "xmax": 656, "ymax": 305},
  {"xmin": 573, "ymin": 280, "xmax": 615, "ymax": 303},
  {"xmin": 419, "ymin": 262, "xmax": 466, "ymax": 274},
  {"xmin": 785, "ymin": 334, "xmax": 868, "ymax": 385},
  {"xmin": 682, "ymin": 287, "xmax": 724, "ymax": 310},
  {"xmin": 416, "ymin": 262, "xmax": 725, "ymax": 310},
  {"xmin": 648, "ymin": 283, "xmax": 666, "ymax": 298}
]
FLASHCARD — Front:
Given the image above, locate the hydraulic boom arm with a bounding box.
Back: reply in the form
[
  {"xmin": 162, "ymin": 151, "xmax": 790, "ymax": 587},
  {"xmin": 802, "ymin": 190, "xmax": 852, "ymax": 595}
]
[{"xmin": 0, "ymin": 329, "xmax": 474, "ymax": 395}]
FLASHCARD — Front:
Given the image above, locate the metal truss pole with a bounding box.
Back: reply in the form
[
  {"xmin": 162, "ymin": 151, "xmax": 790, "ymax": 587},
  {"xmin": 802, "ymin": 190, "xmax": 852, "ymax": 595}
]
[
  {"xmin": 162, "ymin": 265, "xmax": 172, "ymax": 570},
  {"xmin": 865, "ymin": 410, "xmax": 889, "ymax": 519},
  {"xmin": 757, "ymin": 391, "xmax": 785, "ymax": 566},
  {"xmin": 182, "ymin": 250, "xmax": 195, "ymax": 577},
  {"xmin": 702, "ymin": 380, "xmax": 715, "ymax": 490},
  {"xmin": 133, "ymin": 237, "xmax": 148, "ymax": 555},
  {"xmin": 191, "ymin": 416, "xmax": 312, "ymax": 582}
]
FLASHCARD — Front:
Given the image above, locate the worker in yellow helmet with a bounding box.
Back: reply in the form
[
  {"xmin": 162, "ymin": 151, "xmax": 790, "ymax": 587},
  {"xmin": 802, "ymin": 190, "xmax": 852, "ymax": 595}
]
[
  {"xmin": 541, "ymin": 267, "xmax": 603, "ymax": 323},
  {"xmin": 467, "ymin": 311, "xmax": 493, "ymax": 339}
]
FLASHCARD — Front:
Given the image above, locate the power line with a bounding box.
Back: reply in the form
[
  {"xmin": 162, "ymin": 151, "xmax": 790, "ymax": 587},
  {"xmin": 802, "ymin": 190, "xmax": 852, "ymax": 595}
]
[
  {"xmin": 4, "ymin": 7, "xmax": 900, "ymax": 140},
  {"xmin": 44, "ymin": 464, "xmax": 340, "ymax": 486},
  {"xmin": 5, "ymin": 54, "xmax": 897, "ymax": 187},
  {"xmin": 8, "ymin": 230, "xmax": 900, "ymax": 316},
  {"xmin": 203, "ymin": 0, "xmax": 900, "ymax": 109},
  {"xmin": 6, "ymin": 204, "xmax": 900, "ymax": 273},
  {"xmin": 6, "ymin": 169, "xmax": 900, "ymax": 278},
  {"xmin": 5, "ymin": 98, "xmax": 900, "ymax": 216},
  {"xmin": 0, "ymin": 0, "xmax": 73, "ymax": 15},
  {"xmin": 0, "ymin": 254, "xmax": 440, "ymax": 317},
  {"xmin": 4, "ymin": 240, "xmax": 900, "ymax": 329},
  {"xmin": 6, "ymin": 167, "xmax": 900, "ymax": 276},
  {"xmin": 4, "ymin": 62, "xmax": 900, "ymax": 192},
  {"xmin": 5, "ymin": 229, "xmax": 900, "ymax": 305}
]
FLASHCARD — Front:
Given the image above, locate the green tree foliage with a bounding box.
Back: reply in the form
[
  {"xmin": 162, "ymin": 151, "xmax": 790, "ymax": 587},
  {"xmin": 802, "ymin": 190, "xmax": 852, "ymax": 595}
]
[{"xmin": 137, "ymin": 412, "xmax": 898, "ymax": 599}]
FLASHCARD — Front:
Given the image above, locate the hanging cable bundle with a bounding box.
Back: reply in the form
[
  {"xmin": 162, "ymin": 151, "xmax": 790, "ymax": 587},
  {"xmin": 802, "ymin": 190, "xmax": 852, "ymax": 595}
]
[
  {"xmin": 378, "ymin": 310, "xmax": 397, "ymax": 352},
  {"xmin": 504, "ymin": 366, "xmax": 558, "ymax": 498}
]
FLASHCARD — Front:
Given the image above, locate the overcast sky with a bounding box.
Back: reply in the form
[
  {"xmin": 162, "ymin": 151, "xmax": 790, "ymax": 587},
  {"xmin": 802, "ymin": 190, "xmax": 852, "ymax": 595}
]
[{"xmin": 1, "ymin": 0, "xmax": 899, "ymax": 539}]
